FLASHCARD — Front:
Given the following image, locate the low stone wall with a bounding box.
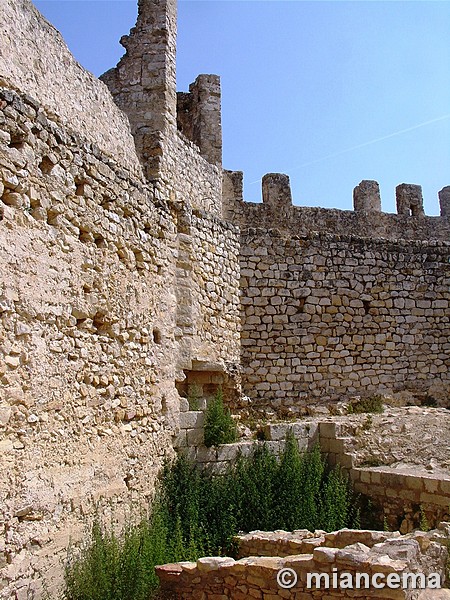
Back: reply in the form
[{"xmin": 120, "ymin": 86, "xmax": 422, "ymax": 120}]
[
  {"xmin": 174, "ymin": 410, "xmax": 319, "ymax": 472},
  {"xmin": 319, "ymin": 419, "xmax": 450, "ymax": 532},
  {"xmin": 156, "ymin": 526, "xmax": 450, "ymax": 600}
]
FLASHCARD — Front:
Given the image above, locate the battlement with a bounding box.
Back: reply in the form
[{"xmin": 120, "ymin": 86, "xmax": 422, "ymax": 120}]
[{"xmin": 223, "ymin": 171, "xmax": 450, "ymax": 241}]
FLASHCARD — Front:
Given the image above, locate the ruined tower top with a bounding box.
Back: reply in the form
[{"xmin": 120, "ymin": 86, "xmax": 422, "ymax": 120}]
[{"xmin": 100, "ymin": 0, "xmax": 178, "ymax": 177}]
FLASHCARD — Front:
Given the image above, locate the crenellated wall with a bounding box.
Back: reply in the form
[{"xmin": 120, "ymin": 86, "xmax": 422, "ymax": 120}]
[
  {"xmin": 224, "ymin": 172, "xmax": 450, "ymax": 242},
  {"xmin": 223, "ymin": 173, "xmax": 450, "ymax": 411}
]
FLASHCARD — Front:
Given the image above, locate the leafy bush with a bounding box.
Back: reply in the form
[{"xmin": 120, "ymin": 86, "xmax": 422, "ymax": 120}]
[
  {"xmin": 348, "ymin": 395, "xmax": 384, "ymax": 414},
  {"xmin": 62, "ymin": 438, "xmax": 359, "ymax": 600},
  {"xmin": 63, "ymin": 512, "xmax": 165, "ymax": 600},
  {"xmin": 203, "ymin": 388, "xmax": 237, "ymax": 447}
]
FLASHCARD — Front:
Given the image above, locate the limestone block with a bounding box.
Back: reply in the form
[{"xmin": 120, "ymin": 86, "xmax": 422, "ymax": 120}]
[
  {"xmin": 180, "ymin": 411, "xmax": 205, "ymax": 430},
  {"xmin": 197, "ymin": 557, "xmax": 235, "ymax": 572},
  {"xmin": 186, "ymin": 428, "xmax": 204, "ymax": 446},
  {"xmin": 262, "ymin": 173, "xmax": 292, "ymax": 211}
]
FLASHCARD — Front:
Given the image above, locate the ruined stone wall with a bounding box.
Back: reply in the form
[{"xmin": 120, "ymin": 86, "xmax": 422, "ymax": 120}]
[
  {"xmin": 240, "ymin": 229, "xmax": 450, "ymax": 412},
  {"xmin": 0, "ymin": 0, "xmax": 143, "ymax": 179},
  {"xmin": 319, "ymin": 415, "xmax": 450, "ymax": 533},
  {"xmin": 0, "ymin": 2, "xmax": 239, "ymax": 595},
  {"xmin": 101, "ymin": 0, "xmax": 223, "ymax": 215},
  {"xmin": 0, "ymin": 86, "xmax": 240, "ymax": 599},
  {"xmin": 157, "ymin": 527, "xmax": 449, "ymax": 600},
  {"xmin": 0, "ymin": 85, "xmax": 181, "ymax": 598}
]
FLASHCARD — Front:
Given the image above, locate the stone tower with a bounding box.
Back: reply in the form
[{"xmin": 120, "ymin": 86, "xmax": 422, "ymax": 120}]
[{"xmin": 100, "ymin": 0, "xmax": 177, "ymax": 179}]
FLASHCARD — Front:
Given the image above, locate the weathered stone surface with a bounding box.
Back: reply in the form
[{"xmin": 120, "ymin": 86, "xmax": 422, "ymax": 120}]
[
  {"xmin": 1, "ymin": 0, "xmax": 449, "ymax": 596},
  {"xmin": 159, "ymin": 527, "xmax": 450, "ymax": 600}
]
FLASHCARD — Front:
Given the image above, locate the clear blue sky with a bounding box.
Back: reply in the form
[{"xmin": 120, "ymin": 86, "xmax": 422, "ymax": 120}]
[{"xmin": 34, "ymin": 1, "xmax": 450, "ymax": 215}]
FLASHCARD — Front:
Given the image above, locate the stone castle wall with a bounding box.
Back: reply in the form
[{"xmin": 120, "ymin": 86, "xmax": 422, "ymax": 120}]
[
  {"xmin": 1, "ymin": 0, "xmax": 449, "ymax": 597},
  {"xmin": 0, "ymin": 82, "xmax": 240, "ymax": 597},
  {"xmin": 239, "ymin": 228, "xmax": 449, "ymax": 412},
  {"xmin": 223, "ymin": 171, "xmax": 450, "ymax": 241},
  {"xmin": 0, "ymin": 0, "xmax": 143, "ymax": 179},
  {"xmin": 0, "ymin": 0, "xmax": 239, "ymax": 594},
  {"xmin": 100, "ymin": 0, "xmax": 223, "ymax": 215}
]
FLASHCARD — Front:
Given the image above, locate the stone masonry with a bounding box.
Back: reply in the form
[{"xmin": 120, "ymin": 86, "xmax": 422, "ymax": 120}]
[
  {"xmin": 0, "ymin": 0, "xmax": 449, "ymax": 597},
  {"xmin": 157, "ymin": 525, "xmax": 450, "ymax": 600}
]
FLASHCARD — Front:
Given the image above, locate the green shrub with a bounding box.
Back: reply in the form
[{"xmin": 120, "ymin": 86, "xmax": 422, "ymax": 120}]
[
  {"xmin": 63, "ymin": 515, "xmax": 160, "ymax": 600},
  {"xmin": 203, "ymin": 388, "xmax": 237, "ymax": 447},
  {"xmin": 62, "ymin": 439, "xmax": 360, "ymax": 600},
  {"xmin": 348, "ymin": 395, "xmax": 384, "ymax": 414}
]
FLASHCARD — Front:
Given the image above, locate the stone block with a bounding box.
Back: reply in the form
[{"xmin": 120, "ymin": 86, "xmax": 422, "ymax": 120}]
[
  {"xmin": 179, "ymin": 411, "xmax": 204, "ymax": 430},
  {"xmin": 186, "ymin": 428, "xmax": 204, "ymax": 446},
  {"xmin": 263, "ymin": 423, "xmax": 290, "ymax": 441},
  {"xmin": 262, "ymin": 173, "xmax": 292, "ymax": 211},
  {"xmin": 196, "ymin": 446, "xmax": 218, "ymax": 462},
  {"xmin": 319, "ymin": 422, "xmax": 337, "ymax": 439},
  {"xmin": 419, "ymin": 493, "xmax": 449, "ymax": 507},
  {"xmin": 396, "ymin": 183, "xmax": 424, "ymax": 216},
  {"xmin": 173, "ymin": 430, "xmax": 187, "ymax": 448}
]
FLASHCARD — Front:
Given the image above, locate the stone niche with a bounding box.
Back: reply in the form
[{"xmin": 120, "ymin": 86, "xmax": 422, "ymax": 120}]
[{"xmin": 176, "ymin": 361, "xmax": 237, "ymax": 407}]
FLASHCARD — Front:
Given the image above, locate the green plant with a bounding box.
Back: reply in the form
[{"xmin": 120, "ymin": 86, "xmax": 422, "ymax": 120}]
[
  {"xmin": 348, "ymin": 395, "xmax": 384, "ymax": 414},
  {"xmin": 62, "ymin": 442, "xmax": 361, "ymax": 600},
  {"xmin": 203, "ymin": 388, "xmax": 237, "ymax": 447},
  {"xmin": 421, "ymin": 395, "xmax": 437, "ymax": 408},
  {"xmin": 419, "ymin": 505, "xmax": 430, "ymax": 532}
]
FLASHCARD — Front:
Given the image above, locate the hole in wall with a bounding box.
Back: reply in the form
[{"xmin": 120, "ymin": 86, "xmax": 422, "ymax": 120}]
[
  {"xmin": 38, "ymin": 156, "xmax": 55, "ymax": 174},
  {"xmin": 92, "ymin": 311, "xmax": 108, "ymax": 333},
  {"xmin": 153, "ymin": 329, "xmax": 161, "ymax": 345},
  {"xmin": 75, "ymin": 183, "xmax": 86, "ymax": 197},
  {"xmin": 296, "ymin": 297, "xmax": 306, "ymax": 313},
  {"xmin": 176, "ymin": 369, "xmax": 235, "ymax": 406},
  {"xmin": 9, "ymin": 131, "xmax": 26, "ymax": 150},
  {"xmin": 94, "ymin": 235, "xmax": 106, "ymax": 249},
  {"xmin": 78, "ymin": 227, "xmax": 94, "ymax": 244},
  {"xmin": 362, "ymin": 300, "xmax": 371, "ymax": 314},
  {"xmin": 100, "ymin": 194, "xmax": 113, "ymax": 209}
]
